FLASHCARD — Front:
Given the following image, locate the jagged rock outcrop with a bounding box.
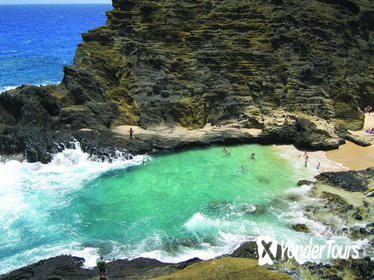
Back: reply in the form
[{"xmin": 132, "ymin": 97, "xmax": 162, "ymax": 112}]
[
  {"xmin": 316, "ymin": 167, "xmax": 374, "ymax": 192},
  {"xmin": 0, "ymin": 84, "xmax": 130, "ymax": 162},
  {"xmin": 0, "ymin": 80, "xmax": 122, "ymax": 162},
  {"xmin": 0, "ymin": 127, "xmax": 132, "ymax": 163}
]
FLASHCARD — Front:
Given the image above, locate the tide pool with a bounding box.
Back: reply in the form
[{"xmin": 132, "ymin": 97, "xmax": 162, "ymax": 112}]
[{"xmin": 0, "ymin": 144, "xmax": 362, "ymax": 274}]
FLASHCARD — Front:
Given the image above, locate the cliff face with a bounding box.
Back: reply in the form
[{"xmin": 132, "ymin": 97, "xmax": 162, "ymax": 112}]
[
  {"xmin": 72, "ymin": 0, "xmax": 373, "ymax": 130},
  {"xmin": 0, "ymin": 0, "xmax": 374, "ymax": 161}
]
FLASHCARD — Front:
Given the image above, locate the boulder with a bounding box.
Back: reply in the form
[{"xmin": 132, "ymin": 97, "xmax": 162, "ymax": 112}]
[
  {"xmin": 315, "ymin": 168, "xmax": 374, "ymax": 192},
  {"xmin": 291, "ymin": 223, "xmax": 311, "ymax": 233}
]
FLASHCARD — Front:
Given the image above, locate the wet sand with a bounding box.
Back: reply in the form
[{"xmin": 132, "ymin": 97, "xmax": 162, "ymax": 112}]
[{"xmin": 275, "ymin": 145, "xmax": 349, "ymax": 173}]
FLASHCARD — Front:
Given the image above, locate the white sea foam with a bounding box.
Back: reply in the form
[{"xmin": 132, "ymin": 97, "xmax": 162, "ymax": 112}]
[
  {"xmin": 0, "ymin": 143, "xmax": 367, "ymax": 274},
  {"xmin": 184, "ymin": 212, "xmax": 250, "ymax": 235},
  {"xmin": 0, "ymin": 143, "xmax": 150, "ymax": 275},
  {"xmin": 134, "ymin": 231, "xmax": 248, "ymax": 264},
  {"xmin": 0, "ymin": 81, "xmax": 61, "ymax": 94},
  {"xmin": 274, "ymin": 144, "xmax": 349, "ymax": 175},
  {"xmin": 0, "ymin": 85, "xmax": 18, "ymax": 93},
  {"xmin": 68, "ymin": 244, "xmax": 100, "ymax": 268},
  {"xmin": 176, "ymin": 197, "xmax": 366, "ymax": 264},
  {"xmin": 94, "ymin": 212, "xmax": 256, "ymax": 265},
  {"xmin": 0, "ymin": 241, "xmax": 102, "ymax": 275}
]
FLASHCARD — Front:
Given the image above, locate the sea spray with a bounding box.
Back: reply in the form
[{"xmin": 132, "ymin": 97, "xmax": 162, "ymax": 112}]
[
  {"xmin": 0, "ymin": 144, "xmax": 365, "ymax": 275},
  {"xmin": 0, "ymin": 143, "xmax": 149, "ymax": 274},
  {"xmin": 0, "ymin": 85, "xmax": 18, "ymax": 93}
]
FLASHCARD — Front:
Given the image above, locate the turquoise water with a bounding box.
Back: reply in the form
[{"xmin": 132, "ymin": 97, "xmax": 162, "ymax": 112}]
[
  {"xmin": 67, "ymin": 145, "xmax": 299, "ymax": 255},
  {"xmin": 0, "ymin": 144, "xmax": 362, "ymax": 274}
]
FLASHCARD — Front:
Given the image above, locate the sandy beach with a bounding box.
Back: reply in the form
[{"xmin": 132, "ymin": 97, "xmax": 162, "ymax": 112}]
[
  {"xmin": 274, "ymin": 114, "xmax": 374, "ymax": 173},
  {"xmin": 326, "ymin": 114, "xmax": 374, "ymax": 171}
]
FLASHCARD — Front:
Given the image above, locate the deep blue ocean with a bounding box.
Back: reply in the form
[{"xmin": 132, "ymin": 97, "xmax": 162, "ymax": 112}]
[{"xmin": 0, "ymin": 4, "xmax": 111, "ymax": 92}]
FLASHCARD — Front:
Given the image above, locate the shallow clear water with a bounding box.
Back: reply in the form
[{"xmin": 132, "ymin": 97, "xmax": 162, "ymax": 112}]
[
  {"xmin": 0, "ymin": 144, "xmax": 364, "ymax": 275},
  {"xmin": 67, "ymin": 145, "xmax": 304, "ymax": 257}
]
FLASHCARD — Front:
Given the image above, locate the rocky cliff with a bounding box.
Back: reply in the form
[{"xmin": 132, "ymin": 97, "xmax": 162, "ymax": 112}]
[
  {"xmin": 0, "ymin": 0, "xmax": 374, "ymax": 161},
  {"xmin": 74, "ymin": 0, "xmax": 374, "ymax": 130}
]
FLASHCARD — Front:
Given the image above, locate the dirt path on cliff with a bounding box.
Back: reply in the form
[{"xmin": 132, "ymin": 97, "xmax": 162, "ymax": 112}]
[{"xmin": 326, "ymin": 114, "xmax": 374, "ymax": 171}]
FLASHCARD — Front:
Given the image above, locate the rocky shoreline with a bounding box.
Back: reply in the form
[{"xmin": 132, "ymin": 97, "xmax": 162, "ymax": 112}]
[
  {"xmin": 1, "ymin": 243, "xmax": 372, "ymax": 280},
  {"xmin": 0, "ymin": 102, "xmax": 371, "ymax": 165}
]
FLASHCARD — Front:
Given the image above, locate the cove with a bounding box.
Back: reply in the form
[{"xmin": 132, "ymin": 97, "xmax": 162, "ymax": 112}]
[
  {"xmin": 67, "ymin": 144, "xmax": 305, "ymax": 259},
  {"xmin": 0, "ymin": 144, "xmax": 358, "ymax": 274}
]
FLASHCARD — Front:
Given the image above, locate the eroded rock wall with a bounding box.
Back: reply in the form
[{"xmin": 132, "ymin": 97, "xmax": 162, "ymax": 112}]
[{"xmin": 73, "ymin": 0, "xmax": 374, "ymax": 130}]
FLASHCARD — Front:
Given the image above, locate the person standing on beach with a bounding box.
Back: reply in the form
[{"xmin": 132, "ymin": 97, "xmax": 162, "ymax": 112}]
[
  {"xmin": 365, "ymin": 105, "xmax": 372, "ymax": 116},
  {"xmin": 129, "ymin": 127, "xmax": 134, "ymax": 139},
  {"xmin": 96, "ymin": 256, "xmax": 107, "ymax": 279}
]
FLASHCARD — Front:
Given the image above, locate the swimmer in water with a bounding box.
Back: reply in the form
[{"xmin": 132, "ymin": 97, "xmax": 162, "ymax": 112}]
[{"xmin": 304, "ymin": 155, "xmax": 309, "ymax": 167}]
